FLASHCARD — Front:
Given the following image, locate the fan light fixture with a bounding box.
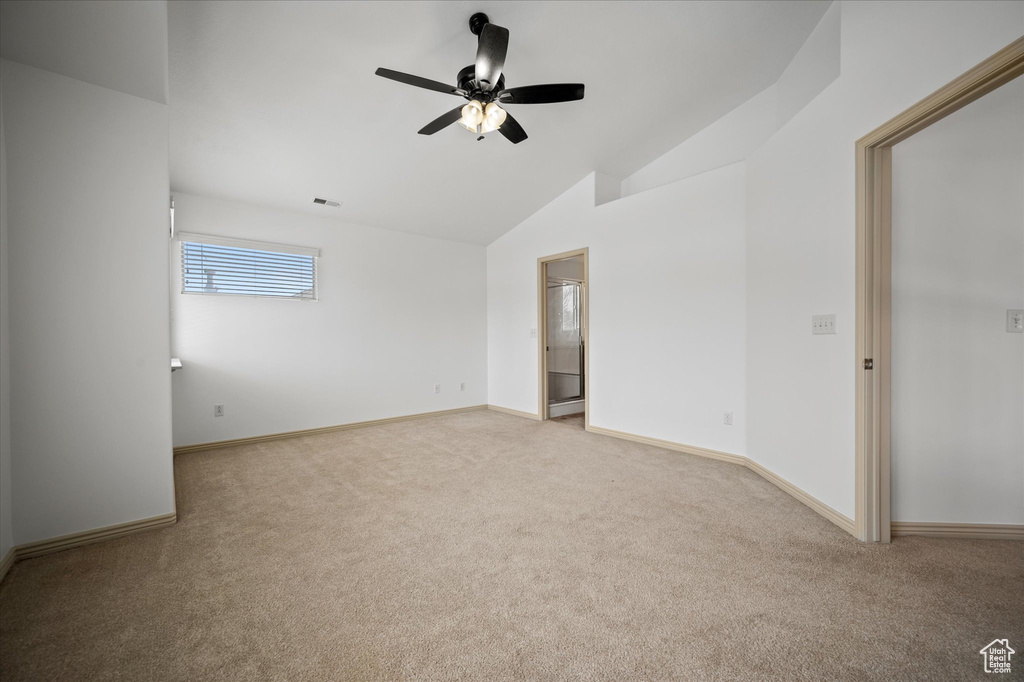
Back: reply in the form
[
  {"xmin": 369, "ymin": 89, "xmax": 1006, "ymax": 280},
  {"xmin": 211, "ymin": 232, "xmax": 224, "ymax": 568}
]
[
  {"xmin": 374, "ymin": 12, "xmax": 585, "ymax": 144},
  {"xmin": 458, "ymin": 100, "xmax": 507, "ymax": 134}
]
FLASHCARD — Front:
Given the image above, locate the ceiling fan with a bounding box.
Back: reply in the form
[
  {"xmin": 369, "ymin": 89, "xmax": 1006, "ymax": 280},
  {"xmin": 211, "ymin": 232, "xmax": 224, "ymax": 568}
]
[{"xmin": 375, "ymin": 12, "xmax": 585, "ymax": 144}]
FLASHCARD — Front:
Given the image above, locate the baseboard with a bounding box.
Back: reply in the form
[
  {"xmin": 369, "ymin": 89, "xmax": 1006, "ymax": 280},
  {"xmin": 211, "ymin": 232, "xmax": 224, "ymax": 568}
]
[
  {"xmin": 745, "ymin": 459, "xmax": 857, "ymax": 536},
  {"xmin": 585, "ymin": 424, "xmax": 856, "ymax": 537},
  {"xmin": 15, "ymin": 512, "xmax": 178, "ymax": 562},
  {"xmin": 891, "ymin": 522, "xmax": 1024, "ymax": 540},
  {"xmin": 0, "ymin": 511, "xmax": 178, "ymax": 584},
  {"xmin": 486, "ymin": 404, "xmax": 541, "ymax": 421},
  {"xmin": 585, "ymin": 425, "xmax": 747, "ymax": 466},
  {"xmin": 174, "ymin": 405, "xmax": 489, "ymax": 455},
  {"xmin": 0, "ymin": 546, "xmax": 15, "ymax": 583}
]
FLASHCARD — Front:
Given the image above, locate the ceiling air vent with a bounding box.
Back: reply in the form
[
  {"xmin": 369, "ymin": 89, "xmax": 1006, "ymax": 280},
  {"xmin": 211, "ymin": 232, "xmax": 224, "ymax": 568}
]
[{"xmin": 313, "ymin": 197, "xmax": 341, "ymax": 207}]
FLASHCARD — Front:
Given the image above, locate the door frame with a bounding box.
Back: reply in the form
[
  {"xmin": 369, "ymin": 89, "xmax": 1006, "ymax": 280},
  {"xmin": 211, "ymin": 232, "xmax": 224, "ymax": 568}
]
[
  {"xmin": 538, "ymin": 248, "xmax": 589, "ymax": 425},
  {"xmin": 854, "ymin": 37, "xmax": 1024, "ymax": 543}
]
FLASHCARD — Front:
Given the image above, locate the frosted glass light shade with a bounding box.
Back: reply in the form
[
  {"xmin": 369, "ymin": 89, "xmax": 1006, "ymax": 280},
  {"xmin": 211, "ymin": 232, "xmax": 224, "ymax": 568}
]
[
  {"xmin": 457, "ymin": 100, "xmax": 506, "ymax": 134},
  {"xmin": 458, "ymin": 100, "xmax": 484, "ymax": 131},
  {"xmin": 480, "ymin": 102, "xmax": 507, "ymax": 133}
]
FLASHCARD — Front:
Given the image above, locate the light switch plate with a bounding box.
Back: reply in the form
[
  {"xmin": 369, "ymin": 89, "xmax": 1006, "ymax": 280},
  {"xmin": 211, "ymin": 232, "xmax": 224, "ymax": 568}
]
[
  {"xmin": 1008, "ymin": 309, "xmax": 1024, "ymax": 333},
  {"xmin": 812, "ymin": 314, "xmax": 836, "ymax": 335}
]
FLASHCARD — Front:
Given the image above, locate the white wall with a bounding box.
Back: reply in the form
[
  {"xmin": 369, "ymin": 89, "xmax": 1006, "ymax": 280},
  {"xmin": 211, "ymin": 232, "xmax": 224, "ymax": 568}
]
[
  {"xmin": 170, "ymin": 193, "xmax": 487, "ymax": 447},
  {"xmin": 621, "ymin": 87, "xmax": 778, "ymax": 199},
  {"xmin": 0, "ymin": 87, "xmax": 13, "ymax": 559},
  {"xmin": 744, "ymin": 1, "xmax": 1023, "ymax": 520},
  {"xmin": 620, "ymin": 1, "xmax": 841, "ymax": 199},
  {"xmin": 890, "ymin": 79, "xmax": 1024, "ymax": 524},
  {"xmin": 1, "ymin": 59, "xmax": 175, "ymax": 544},
  {"xmin": 488, "ymin": 165, "xmax": 748, "ymax": 456},
  {"xmin": 490, "ymin": 1, "xmax": 1023, "ymax": 525}
]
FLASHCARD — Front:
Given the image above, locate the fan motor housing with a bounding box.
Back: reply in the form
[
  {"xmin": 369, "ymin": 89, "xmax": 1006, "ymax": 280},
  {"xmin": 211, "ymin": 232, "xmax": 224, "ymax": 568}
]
[{"xmin": 457, "ymin": 65, "xmax": 504, "ymax": 100}]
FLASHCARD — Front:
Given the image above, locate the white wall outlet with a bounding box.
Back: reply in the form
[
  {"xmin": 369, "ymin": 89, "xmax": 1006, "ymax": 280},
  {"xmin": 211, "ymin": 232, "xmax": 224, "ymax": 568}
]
[
  {"xmin": 812, "ymin": 314, "xmax": 836, "ymax": 335},
  {"xmin": 723, "ymin": 411, "xmax": 733, "ymax": 425},
  {"xmin": 1008, "ymin": 309, "xmax": 1024, "ymax": 333},
  {"xmin": 460, "ymin": 382, "xmax": 466, "ymax": 392},
  {"xmin": 434, "ymin": 384, "xmax": 441, "ymax": 394},
  {"xmin": 530, "ymin": 328, "xmax": 538, "ymax": 338},
  {"xmin": 214, "ymin": 404, "xmax": 224, "ymax": 417}
]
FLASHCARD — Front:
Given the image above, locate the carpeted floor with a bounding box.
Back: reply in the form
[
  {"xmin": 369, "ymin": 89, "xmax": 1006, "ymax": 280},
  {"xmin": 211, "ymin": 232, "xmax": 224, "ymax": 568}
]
[
  {"xmin": 548, "ymin": 412, "xmax": 584, "ymax": 428},
  {"xmin": 0, "ymin": 410, "xmax": 1020, "ymax": 680}
]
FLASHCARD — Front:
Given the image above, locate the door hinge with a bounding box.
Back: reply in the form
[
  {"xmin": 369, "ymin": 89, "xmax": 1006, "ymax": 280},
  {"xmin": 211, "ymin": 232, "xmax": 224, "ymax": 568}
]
[{"xmin": 863, "ymin": 358, "xmax": 873, "ymax": 370}]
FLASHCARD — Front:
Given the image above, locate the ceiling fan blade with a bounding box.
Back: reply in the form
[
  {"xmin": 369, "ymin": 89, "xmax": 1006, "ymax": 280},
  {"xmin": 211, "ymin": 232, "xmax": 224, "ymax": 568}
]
[
  {"xmin": 418, "ymin": 106, "xmax": 465, "ymax": 135},
  {"xmin": 498, "ymin": 111, "xmax": 528, "ymax": 144},
  {"xmin": 498, "ymin": 84, "xmax": 585, "ymax": 104},
  {"xmin": 375, "ymin": 68, "xmax": 464, "ymax": 96},
  {"xmin": 474, "ymin": 23, "xmax": 509, "ymax": 91}
]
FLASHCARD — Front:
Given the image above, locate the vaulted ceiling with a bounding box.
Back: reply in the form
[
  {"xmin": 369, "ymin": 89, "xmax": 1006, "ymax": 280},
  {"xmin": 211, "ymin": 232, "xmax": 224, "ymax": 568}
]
[
  {"xmin": 3, "ymin": 1, "xmax": 831, "ymax": 245},
  {"xmin": 169, "ymin": 1, "xmax": 830, "ymax": 244}
]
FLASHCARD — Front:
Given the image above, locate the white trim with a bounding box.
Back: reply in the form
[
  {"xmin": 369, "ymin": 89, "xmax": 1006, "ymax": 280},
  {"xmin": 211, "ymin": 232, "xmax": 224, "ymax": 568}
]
[
  {"xmin": 174, "ymin": 405, "xmax": 490, "ymax": 455},
  {"xmin": 0, "ymin": 513, "xmax": 177, "ymax": 585},
  {"xmin": 175, "ymin": 231, "xmax": 320, "ymax": 258},
  {"xmin": 486, "ymin": 404, "xmax": 541, "ymax": 421},
  {"xmin": 586, "ymin": 424, "xmax": 856, "ymax": 536},
  {"xmin": 890, "ymin": 522, "xmax": 1024, "ymax": 540}
]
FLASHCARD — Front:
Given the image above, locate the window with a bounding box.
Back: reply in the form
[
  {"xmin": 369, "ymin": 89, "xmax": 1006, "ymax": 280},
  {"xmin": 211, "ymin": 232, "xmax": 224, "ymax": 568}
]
[
  {"xmin": 178, "ymin": 233, "xmax": 319, "ymax": 300},
  {"xmin": 561, "ymin": 284, "xmax": 579, "ymax": 332}
]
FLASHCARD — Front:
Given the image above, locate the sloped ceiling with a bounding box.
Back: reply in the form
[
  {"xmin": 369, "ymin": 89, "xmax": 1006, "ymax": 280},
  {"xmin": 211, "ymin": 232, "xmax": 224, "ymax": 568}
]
[
  {"xmin": 0, "ymin": 0, "xmax": 168, "ymax": 104},
  {"xmin": 5, "ymin": 0, "xmax": 829, "ymax": 246}
]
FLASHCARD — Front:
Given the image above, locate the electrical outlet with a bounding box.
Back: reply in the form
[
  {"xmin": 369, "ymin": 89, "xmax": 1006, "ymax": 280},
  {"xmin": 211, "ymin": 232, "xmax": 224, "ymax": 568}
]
[
  {"xmin": 214, "ymin": 404, "xmax": 224, "ymax": 417},
  {"xmin": 723, "ymin": 412, "xmax": 733, "ymax": 426},
  {"xmin": 460, "ymin": 382, "xmax": 466, "ymax": 392},
  {"xmin": 434, "ymin": 384, "xmax": 441, "ymax": 394},
  {"xmin": 812, "ymin": 314, "xmax": 836, "ymax": 335},
  {"xmin": 530, "ymin": 328, "xmax": 538, "ymax": 338},
  {"xmin": 1008, "ymin": 309, "xmax": 1024, "ymax": 333}
]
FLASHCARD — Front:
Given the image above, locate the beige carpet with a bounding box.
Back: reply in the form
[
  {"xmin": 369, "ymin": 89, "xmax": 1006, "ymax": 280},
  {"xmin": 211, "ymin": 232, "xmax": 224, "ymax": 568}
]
[{"xmin": 0, "ymin": 410, "xmax": 1020, "ymax": 680}]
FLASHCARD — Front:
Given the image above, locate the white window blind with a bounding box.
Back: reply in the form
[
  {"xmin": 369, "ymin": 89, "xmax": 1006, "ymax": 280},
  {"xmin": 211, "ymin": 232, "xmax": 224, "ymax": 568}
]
[{"xmin": 178, "ymin": 233, "xmax": 319, "ymax": 300}]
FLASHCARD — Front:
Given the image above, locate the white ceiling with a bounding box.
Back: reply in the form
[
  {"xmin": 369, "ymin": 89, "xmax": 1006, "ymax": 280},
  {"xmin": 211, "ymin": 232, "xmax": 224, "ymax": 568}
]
[
  {"xmin": 3, "ymin": 0, "xmax": 829, "ymax": 246},
  {"xmin": 169, "ymin": 1, "xmax": 832, "ymax": 245},
  {"xmin": 170, "ymin": 1, "xmax": 830, "ymax": 245},
  {"xmin": 0, "ymin": 0, "xmax": 168, "ymax": 104}
]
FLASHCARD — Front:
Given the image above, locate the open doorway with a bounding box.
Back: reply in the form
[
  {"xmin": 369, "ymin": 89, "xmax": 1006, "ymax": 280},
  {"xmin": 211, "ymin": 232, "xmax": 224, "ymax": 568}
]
[
  {"xmin": 855, "ymin": 36, "xmax": 1024, "ymax": 542},
  {"xmin": 538, "ymin": 248, "xmax": 589, "ymax": 428}
]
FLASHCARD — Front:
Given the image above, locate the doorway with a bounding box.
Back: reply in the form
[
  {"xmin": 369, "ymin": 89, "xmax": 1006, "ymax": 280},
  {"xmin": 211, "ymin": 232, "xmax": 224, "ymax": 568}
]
[
  {"xmin": 538, "ymin": 248, "xmax": 589, "ymax": 427},
  {"xmin": 855, "ymin": 36, "xmax": 1024, "ymax": 542}
]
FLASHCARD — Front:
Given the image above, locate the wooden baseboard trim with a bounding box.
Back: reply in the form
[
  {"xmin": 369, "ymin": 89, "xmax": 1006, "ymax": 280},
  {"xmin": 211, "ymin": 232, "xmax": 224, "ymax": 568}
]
[
  {"xmin": 174, "ymin": 405, "xmax": 489, "ymax": 455},
  {"xmin": 745, "ymin": 459, "xmax": 857, "ymax": 536},
  {"xmin": 0, "ymin": 546, "xmax": 15, "ymax": 583},
  {"xmin": 891, "ymin": 522, "xmax": 1024, "ymax": 540},
  {"xmin": 586, "ymin": 424, "xmax": 856, "ymax": 537},
  {"xmin": 14, "ymin": 512, "xmax": 178, "ymax": 562},
  {"xmin": 486, "ymin": 404, "xmax": 542, "ymax": 421},
  {"xmin": 585, "ymin": 425, "xmax": 747, "ymax": 466},
  {"xmin": 1, "ymin": 511, "xmax": 178, "ymax": 584}
]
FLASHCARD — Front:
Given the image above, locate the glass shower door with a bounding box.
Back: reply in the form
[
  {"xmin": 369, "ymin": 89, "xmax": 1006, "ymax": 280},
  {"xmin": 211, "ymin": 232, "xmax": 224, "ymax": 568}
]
[{"xmin": 547, "ymin": 280, "xmax": 584, "ymax": 404}]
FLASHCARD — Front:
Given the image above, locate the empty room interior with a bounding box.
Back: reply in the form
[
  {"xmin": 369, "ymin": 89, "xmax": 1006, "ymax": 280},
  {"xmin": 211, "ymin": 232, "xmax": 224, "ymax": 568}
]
[{"xmin": 0, "ymin": 1, "xmax": 1022, "ymax": 679}]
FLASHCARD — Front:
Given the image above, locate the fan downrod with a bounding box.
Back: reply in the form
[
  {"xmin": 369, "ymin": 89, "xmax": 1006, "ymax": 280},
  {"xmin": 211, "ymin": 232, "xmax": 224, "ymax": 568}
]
[{"xmin": 468, "ymin": 12, "xmax": 489, "ymax": 36}]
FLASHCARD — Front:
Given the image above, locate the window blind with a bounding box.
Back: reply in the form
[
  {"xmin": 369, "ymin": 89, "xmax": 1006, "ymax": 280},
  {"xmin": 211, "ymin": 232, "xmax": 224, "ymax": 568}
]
[{"xmin": 178, "ymin": 233, "xmax": 319, "ymax": 300}]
